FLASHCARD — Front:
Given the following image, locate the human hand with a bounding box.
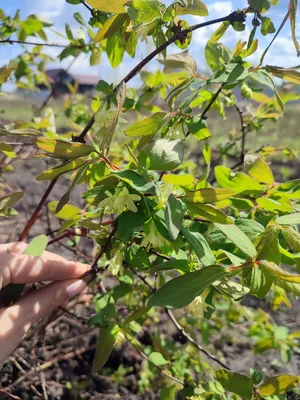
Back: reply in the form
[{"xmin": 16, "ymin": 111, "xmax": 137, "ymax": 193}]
[{"xmin": 0, "ymin": 242, "xmax": 90, "ymax": 366}]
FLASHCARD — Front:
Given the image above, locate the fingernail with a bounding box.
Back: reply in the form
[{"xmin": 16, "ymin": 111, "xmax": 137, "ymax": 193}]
[{"xmin": 66, "ymin": 280, "xmax": 87, "ymax": 298}]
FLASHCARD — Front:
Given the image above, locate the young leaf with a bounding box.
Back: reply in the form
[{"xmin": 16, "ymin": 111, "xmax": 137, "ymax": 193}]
[
  {"xmin": 138, "ymin": 139, "xmax": 184, "ymax": 171},
  {"xmin": 244, "ymin": 154, "xmax": 274, "ymax": 184},
  {"xmin": 214, "ymin": 223, "xmax": 257, "ymax": 258},
  {"xmin": 281, "ymin": 226, "xmax": 300, "ymax": 252},
  {"xmin": 174, "ymin": 0, "xmax": 208, "ymax": 16},
  {"xmin": 23, "ymin": 234, "xmax": 48, "ymax": 257},
  {"xmin": 259, "ymin": 374, "xmax": 300, "ymax": 396},
  {"xmin": 181, "ymin": 227, "xmax": 216, "ymax": 266},
  {"xmin": 125, "ymin": 112, "xmax": 167, "ymax": 137},
  {"xmin": 114, "ymin": 170, "xmax": 155, "ymax": 193},
  {"xmin": 256, "ymin": 225, "xmax": 281, "ymax": 264},
  {"xmin": 36, "ymin": 159, "xmax": 87, "ymax": 181},
  {"xmin": 148, "ymin": 352, "xmax": 169, "ymax": 366},
  {"xmin": 0, "ymin": 192, "xmax": 23, "ymax": 211},
  {"xmin": 0, "ymin": 142, "xmax": 15, "ymax": 158},
  {"xmin": 157, "ymin": 53, "xmax": 197, "ymax": 75},
  {"xmin": 148, "ymin": 265, "xmax": 229, "ymax": 308},
  {"xmin": 289, "ymin": 0, "xmax": 300, "ymax": 56},
  {"xmin": 92, "ymin": 324, "xmax": 120, "ymax": 373},
  {"xmin": 165, "ymin": 194, "xmax": 183, "ymax": 241},
  {"xmin": 184, "ymin": 188, "xmax": 235, "ymax": 203},
  {"xmin": 33, "ymin": 138, "xmax": 94, "ymax": 159},
  {"xmin": 276, "ymin": 213, "xmax": 300, "ymax": 225},
  {"xmin": 262, "ymin": 261, "xmax": 300, "ymax": 295},
  {"xmin": 186, "ymin": 203, "xmax": 234, "ymax": 225},
  {"xmin": 216, "ymin": 369, "xmax": 253, "ymax": 398},
  {"xmin": 48, "ymin": 201, "xmax": 81, "ymax": 219},
  {"xmin": 86, "ymin": 0, "xmax": 127, "ymax": 13}
]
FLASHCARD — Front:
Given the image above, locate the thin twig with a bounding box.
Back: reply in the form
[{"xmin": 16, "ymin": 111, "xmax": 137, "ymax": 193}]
[
  {"xmin": 75, "ymin": 11, "xmax": 245, "ymax": 143},
  {"xmin": 233, "ymin": 104, "xmax": 247, "ymax": 163},
  {"xmin": 18, "ymin": 177, "xmax": 59, "ymax": 241},
  {"xmin": 0, "ymin": 39, "xmax": 74, "ymax": 48},
  {"xmin": 6, "ymin": 345, "xmax": 96, "ymax": 388},
  {"xmin": 91, "ymin": 225, "xmax": 118, "ymax": 269},
  {"xmin": 166, "ymin": 309, "xmax": 230, "ymax": 370},
  {"xmin": 79, "ymin": 0, "xmax": 93, "ymax": 13}
]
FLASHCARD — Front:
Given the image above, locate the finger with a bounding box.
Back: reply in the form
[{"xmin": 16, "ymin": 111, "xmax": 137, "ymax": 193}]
[
  {"xmin": 0, "ymin": 278, "xmax": 87, "ymax": 365},
  {"xmin": 0, "ymin": 242, "xmax": 27, "ymax": 255},
  {"xmin": 0, "ymin": 253, "xmax": 90, "ymax": 288}
]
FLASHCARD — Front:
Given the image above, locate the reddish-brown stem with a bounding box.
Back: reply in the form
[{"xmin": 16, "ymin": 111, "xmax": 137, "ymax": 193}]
[{"xmin": 18, "ymin": 177, "xmax": 59, "ymax": 241}]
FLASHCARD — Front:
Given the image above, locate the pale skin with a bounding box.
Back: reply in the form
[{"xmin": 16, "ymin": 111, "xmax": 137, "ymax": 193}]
[{"xmin": 0, "ymin": 242, "xmax": 90, "ymax": 366}]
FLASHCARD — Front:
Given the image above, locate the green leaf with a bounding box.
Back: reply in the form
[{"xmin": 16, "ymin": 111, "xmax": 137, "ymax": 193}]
[
  {"xmin": 157, "ymin": 53, "xmax": 197, "ymax": 75},
  {"xmin": 148, "ymin": 352, "xmax": 169, "ymax": 366},
  {"xmin": 276, "ymin": 213, "xmax": 300, "ymax": 225},
  {"xmin": 186, "ymin": 203, "xmax": 234, "ymax": 224},
  {"xmin": 148, "ymin": 265, "xmax": 229, "ymax": 308},
  {"xmin": 95, "ymin": 14, "xmax": 129, "ymax": 42},
  {"xmin": 0, "ymin": 67, "xmax": 15, "ymax": 84},
  {"xmin": 174, "ymin": 0, "xmax": 208, "ymax": 16},
  {"xmin": 216, "ymin": 369, "xmax": 253, "ymax": 398},
  {"xmin": 92, "ymin": 324, "xmax": 120, "ymax": 373},
  {"xmin": 85, "ymin": 0, "xmax": 127, "ymax": 13},
  {"xmin": 289, "ymin": 0, "xmax": 300, "ymax": 56},
  {"xmin": 36, "ymin": 159, "xmax": 87, "ymax": 181},
  {"xmin": 187, "ymin": 117, "xmax": 211, "ymax": 140},
  {"xmin": 181, "ymin": 227, "xmax": 216, "ymax": 266},
  {"xmin": 236, "ymin": 219, "xmax": 265, "ymax": 241},
  {"xmin": 23, "ymin": 234, "xmax": 48, "ymax": 257},
  {"xmin": 262, "ymin": 261, "xmax": 300, "ymax": 295},
  {"xmin": 138, "ymin": 139, "xmax": 184, "ymax": 171},
  {"xmin": 114, "ymin": 170, "xmax": 155, "ymax": 193},
  {"xmin": 48, "ymin": 201, "xmax": 81, "ymax": 219},
  {"xmin": 243, "ymin": 264, "xmax": 274, "ymax": 299},
  {"xmin": 244, "ymin": 154, "xmax": 274, "ymax": 184},
  {"xmin": 184, "ymin": 188, "xmax": 235, "ymax": 204},
  {"xmin": 33, "ymin": 138, "xmax": 94, "ymax": 159},
  {"xmin": 160, "ymin": 385, "xmax": 177, "ymax": 400},
  {"xmin": 152, "ymin": 259, "xmax": 190, "ymax": 273},
  {"xmin": 19, "ymin": 17, "xmax": 43, "ymax": 40},
  {"xmin": 165, "ymin": 194, "xmax": 183, "ymax": 241},
  {"xmin": 215, "ymin": 166, "xmax": 262, "ymax": 195},
  {"xmin": 214, "ymin": 223, "xmax": 257, "ymax": 258},
  {"xmin": 118, "ymin": 210, "xmax": 146, "ymax": 242},
  {"xmin": 281, "ymin": 226, "xmax": 300, "ymax": 252},
  {"xmin": 106, "ymin": 32, "xmax": 125, "ymax": 68},
  {"xmin": 259, "ymin": 374, "xmax": 300, "ymax": 396},
  {"xmin": 125, "ymin": 112, "xmax": 167, "ymax": 137},
  {"xmin": 0, "ymin": 191, "xmax": 24, "ymax": 211},
  {"xmin": 256, "ymin": 225, "xmax": 280, "ymax": 264},
  {"xmin": 205, "ymin": 41, "xmax": 231, "ymax": 72}
]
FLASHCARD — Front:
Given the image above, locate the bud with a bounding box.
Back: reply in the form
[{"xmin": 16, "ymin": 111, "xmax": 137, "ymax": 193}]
[{"xmin": 241, "ymin": 82, "xmax": 253, "ymax": 99}]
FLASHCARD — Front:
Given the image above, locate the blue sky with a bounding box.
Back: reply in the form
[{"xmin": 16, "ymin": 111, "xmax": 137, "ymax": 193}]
[{"xmin": 1, "ymin": 0, "xmax": 299, "ymax": 89}]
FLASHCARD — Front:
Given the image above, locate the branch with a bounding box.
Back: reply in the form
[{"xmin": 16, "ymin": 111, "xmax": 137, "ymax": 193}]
[
  {"xmin": 234, "ymin": 104, "xmax": 247, "ymax": 163},
  {"xmin": 166, "ymin": 309, "xmax": 230, "ymax": 370},
  {"xmin": 133, "ymin": 272, "xmax": 231, "ymax": 371},
  {"xmin": 79, "ymin": 0, "xmax": 93, "ymax": 14},
  {"xmin": 0, "ymin": 39, "xmax": 74, "ymax": 48},
  {"xmin": 75, "ymin": 10, "xmax": 246, "ymax": 143},
  {"xmin": 18, "ymin": 177, "xmax": 59, "ymax": 241}
]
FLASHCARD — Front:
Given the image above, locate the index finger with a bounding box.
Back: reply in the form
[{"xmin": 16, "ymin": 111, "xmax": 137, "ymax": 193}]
[{"xmin": 0, "ymin": 252, "xmax": 90, "ymax": 288}]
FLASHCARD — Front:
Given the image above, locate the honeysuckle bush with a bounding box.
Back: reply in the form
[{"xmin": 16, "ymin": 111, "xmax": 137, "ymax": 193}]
[{"xmin": 1, "ymin": 0, "xmax": 300, "ymax": 398}]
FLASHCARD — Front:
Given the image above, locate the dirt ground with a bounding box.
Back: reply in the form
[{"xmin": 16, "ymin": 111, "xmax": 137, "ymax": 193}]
[{"xmin": 1, "ymin": 110, "xmax": 300, "ymax": 399}]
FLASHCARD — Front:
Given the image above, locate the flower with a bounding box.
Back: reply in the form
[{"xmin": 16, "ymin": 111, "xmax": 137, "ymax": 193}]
[
  {"xmin": 113, "ymin": 186, "xmax": 141, "ymax": 215},
  {"xmin": 108, "ymin": 249, "xmax": 124, "ymax": 276},
  {"xmin": 98, "ymin": 190, "xmax": 117, "ymax": 213},
  {"xmin": 141, "ymin": 219, "xmax": 169, "ymax": 248},
  {"xmin": 186, "ymin": 289, "xmax": 213, "ymax": 317},
  {"xmin": 98, "ymin": 186, "xmax": 141, "ymax": 215}
]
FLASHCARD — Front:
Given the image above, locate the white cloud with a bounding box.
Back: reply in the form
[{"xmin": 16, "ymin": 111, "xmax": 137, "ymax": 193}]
[{"xmin": 29, "ymin": 0, "xmax": 65, "ymax": 21}]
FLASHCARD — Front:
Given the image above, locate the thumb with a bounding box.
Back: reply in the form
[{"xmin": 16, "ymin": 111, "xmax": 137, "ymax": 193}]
[{"xmin": 0, "ymin": 279, "xmax": 87, "ymax": 365}]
